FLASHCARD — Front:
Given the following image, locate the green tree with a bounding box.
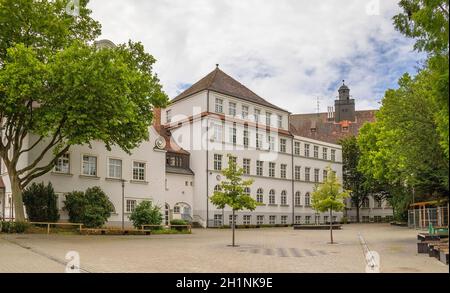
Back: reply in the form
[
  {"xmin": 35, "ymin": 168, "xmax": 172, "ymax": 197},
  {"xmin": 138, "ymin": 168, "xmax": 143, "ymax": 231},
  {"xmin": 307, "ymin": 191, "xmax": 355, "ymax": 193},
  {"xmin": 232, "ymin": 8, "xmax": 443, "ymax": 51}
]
[
  {"xmin": 22, "ymin": 182, "xmax": 59, "ymax": 222},
  {"xmin": 0, "ymin": 0, "xmax": 167, "ymax": 221},
  {"xmin": 210, "ymin": 154, "xmax": 257, "ymax": 247},
  {"xmin": 129, "ymin": 200, "xmax": 163, "ymax": 229},
  {"xmin": 311, "ymin": 167, "xmax": 349, "ymax": 244}
]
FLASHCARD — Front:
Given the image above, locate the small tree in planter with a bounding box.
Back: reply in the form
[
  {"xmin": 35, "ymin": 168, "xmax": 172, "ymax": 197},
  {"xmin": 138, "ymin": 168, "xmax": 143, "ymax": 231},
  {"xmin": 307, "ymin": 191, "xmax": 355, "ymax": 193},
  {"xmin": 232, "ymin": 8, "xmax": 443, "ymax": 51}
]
[
  {"xmin": 129, "ymin": 200, "xmax": 163, "ymax": 229},
  {"xmin": 210, "ymin": 154, "xmax": 257, "ymax": 247},
  {"xmin": 312, "ymin": 166, "xmax": 349, "ymax": 244},
  {"xmin": 23, "ymin": 182, "xmax": 60, "ymax": 222}
]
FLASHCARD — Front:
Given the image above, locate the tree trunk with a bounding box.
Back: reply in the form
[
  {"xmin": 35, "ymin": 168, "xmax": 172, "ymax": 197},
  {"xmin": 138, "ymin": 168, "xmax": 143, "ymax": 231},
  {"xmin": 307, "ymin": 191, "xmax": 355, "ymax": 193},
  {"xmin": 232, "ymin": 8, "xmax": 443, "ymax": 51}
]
[
  {"xmin": 10, "ymin": 172, "xmax": 25, "ymax": 221},
  {"xmin": 232, "ymin": 209, "xmax": 235, "ymax": 247},
  {"xmin": 330, "ymin": 209, "xmax": 334, "ymax": 244}
]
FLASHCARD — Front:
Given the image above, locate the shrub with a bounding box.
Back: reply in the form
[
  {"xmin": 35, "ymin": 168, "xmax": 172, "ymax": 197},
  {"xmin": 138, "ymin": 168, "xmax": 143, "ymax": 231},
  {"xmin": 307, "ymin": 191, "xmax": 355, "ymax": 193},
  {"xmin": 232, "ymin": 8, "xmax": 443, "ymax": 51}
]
[
  {"xmin": 340, "ymin": 216, "xmax": 348, "ymax": 224},
  {"xmin": 129, "ymin": 200, "xmax": 162, "ymax": 229},
  {"xmin": 0, "ymin": 221, "xmax": 30, "ymax": 233},
  {"xmin": 23, "ymin": 182, "xmax": 60, "ymax": 222},
  {"xmin": 170, "ymin": 219, "xmax": 189, "ymax": 231},
  {"xmin": 63, "ymin": 187, "xmax": 114, "ymax": 228}
]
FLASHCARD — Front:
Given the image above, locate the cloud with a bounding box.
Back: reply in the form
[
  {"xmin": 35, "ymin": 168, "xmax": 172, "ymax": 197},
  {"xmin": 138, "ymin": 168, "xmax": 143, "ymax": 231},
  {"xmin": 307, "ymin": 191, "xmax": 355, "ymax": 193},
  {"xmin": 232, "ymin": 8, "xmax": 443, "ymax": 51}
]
[{"xmin": 88, "ymin": 0, "xmax": 424, "ymax": 113}]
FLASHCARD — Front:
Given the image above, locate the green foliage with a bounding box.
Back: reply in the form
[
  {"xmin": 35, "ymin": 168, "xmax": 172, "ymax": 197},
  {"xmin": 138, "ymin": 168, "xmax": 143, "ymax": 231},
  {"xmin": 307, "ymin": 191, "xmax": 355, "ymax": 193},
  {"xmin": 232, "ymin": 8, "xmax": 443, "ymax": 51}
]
[
  {"xmin": 170, "ymin": 219, "xmax": 188, "ymax": 226},
  {"xmin": 311, "ymin": 166, "xmax": 349, "ymax": 213},
  {"xmin": 22, "ymin": 182, "xmax": 60, "ymax": 222},
  {"xmin": 0, "ymin": 221, "xmax": 30, "ymax": 233},
  {"xmin": 63, "ymin": 187, "xmax": 114, "ymax": 228},
  {"xmin": 210, "ymin": 154, "xmax": 258, "ymax": 212},
  {"xmin": 129, "ymin": 200, "xmax": 163, "ymax": 229}
]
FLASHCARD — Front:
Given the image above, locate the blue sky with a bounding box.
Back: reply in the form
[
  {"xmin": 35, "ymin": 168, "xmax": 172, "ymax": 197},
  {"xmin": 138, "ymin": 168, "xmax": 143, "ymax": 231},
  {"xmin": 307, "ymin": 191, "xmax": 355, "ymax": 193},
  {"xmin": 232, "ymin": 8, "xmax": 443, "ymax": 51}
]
[{"xmin": 88, "ymin": 0, "xmax": 424, "ymax": 113}]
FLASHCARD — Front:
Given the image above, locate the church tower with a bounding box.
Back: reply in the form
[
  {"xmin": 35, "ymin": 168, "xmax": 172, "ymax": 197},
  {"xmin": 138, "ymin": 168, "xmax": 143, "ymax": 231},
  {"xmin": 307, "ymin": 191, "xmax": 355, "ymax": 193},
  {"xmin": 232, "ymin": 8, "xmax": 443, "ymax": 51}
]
[{"xmin": 334, "ymin": 80, "xmax": 355, "ymax": 122}]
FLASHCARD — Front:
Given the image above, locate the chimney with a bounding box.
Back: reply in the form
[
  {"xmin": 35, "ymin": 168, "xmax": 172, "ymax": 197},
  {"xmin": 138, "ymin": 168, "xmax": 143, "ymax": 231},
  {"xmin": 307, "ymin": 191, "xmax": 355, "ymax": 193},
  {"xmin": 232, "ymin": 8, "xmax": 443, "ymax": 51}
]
[{"xmin": 153, "ymin": 108, "xmax": 162, "ymax": 132}]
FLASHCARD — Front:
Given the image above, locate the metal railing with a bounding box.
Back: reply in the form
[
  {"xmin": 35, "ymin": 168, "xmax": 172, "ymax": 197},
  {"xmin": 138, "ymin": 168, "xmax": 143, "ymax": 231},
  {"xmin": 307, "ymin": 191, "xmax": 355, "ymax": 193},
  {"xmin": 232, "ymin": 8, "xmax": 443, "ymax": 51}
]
[{"xmin": 408, "ymin": 207, "xmax": 448, "ymax": 230}]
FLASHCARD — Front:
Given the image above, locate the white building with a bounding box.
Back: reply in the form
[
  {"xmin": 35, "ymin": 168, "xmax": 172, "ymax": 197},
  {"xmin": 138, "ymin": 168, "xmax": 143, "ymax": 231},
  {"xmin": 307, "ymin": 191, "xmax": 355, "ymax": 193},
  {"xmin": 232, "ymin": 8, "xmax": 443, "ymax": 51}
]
[{"xmin": 1, "ymin": 64, "xmax": 392, "ymax": 227}]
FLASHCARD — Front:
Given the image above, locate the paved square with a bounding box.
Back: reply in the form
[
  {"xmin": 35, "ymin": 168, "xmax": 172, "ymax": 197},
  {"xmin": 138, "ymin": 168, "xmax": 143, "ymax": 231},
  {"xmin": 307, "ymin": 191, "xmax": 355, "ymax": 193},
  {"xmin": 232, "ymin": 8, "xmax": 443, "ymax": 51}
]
[{"xmin": 0, "ymin": 224, "xmax": 448, "ymax": 273}]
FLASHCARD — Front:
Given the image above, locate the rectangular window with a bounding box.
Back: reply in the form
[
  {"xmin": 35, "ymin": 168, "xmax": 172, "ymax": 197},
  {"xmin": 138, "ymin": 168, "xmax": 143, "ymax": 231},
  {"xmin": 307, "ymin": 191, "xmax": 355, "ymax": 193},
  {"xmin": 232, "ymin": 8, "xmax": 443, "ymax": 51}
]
[
  {"xmin": 280, "ymin": 164, "xmax": 287, "ymax": 179},
  {"xmin": 213, "ymin": 123, "xmax": 223, "ymax": 142},
  {"xmin": 215, "ymin": 98, "xmax": 223, "ymax": 113},
  {"xmin": 280, "ymin": 138, "xmax": 287, "ymax": 153},
  {"xmin": 331, "ymin": 149, "xmax": 336, "ymax": 162},
  {"xmin": 214, "ymin": 215, "xmax": 222, "ymax": 227},
  {"xmin": 132, "ymin": 161, "xmax": 146, "ymax": 181},
  {"xmin": 294, "ymin": 141, "xmax": 300, "ymax": 155},
  {"xmin": 166, "ymin": 109, "xmax": 172, "ymax": 123},
  {"xmin": 243, "ymin": 128, "xmax": 249, "ymax": 147},
  {"xmin": 269, "ymin": 215, "xmax": 276, "ymax": 225},
  {"xmin": 295, "ymin": 216, "xmax": 302, "ymax": 224},
  {"xmin": 214, "ymin": 154, "xmax": 222, "ymax": 171},
  {"xmin": 305, "ymin": 216, "xmax": 311, "ymax": 224},
  {"xmin": 277, "ymin": 115, "xmax": 283, "ymax": 128},
  {"xmin": 322, "ymin": 147, "xmax": 328, "ymax": 160},
  {"xmin": 108, "ymin": 158, "xmax": 122, "ymax": 179},
  {"xmin": 295, "ymin": 166, "xmax": 301, "ymax": 181},
  {"xmin": 55, "ymin": 153, "xmax": 70, "ymax": 174},
  {"xmin": 243, "ymin": 158, "xmax": 250, "ymax": 175},
  {"xmin": 266, "ymin": 112, "xmax": 272, "ymax": 126},
  {"xmin": 323, "ymin": 169, "xmax": 328, "ymax": 182},
  {"xmin": 229, "ymin": 127, "xmax": 236, "ymax": 144},
  {"xmin": 82, "ymin": 155, "xmax": 97, "ymax": 176},
  {"xmin": 257, "ymin": 215, "xmax": 264, "ymax": 225},
  {"xmin": 313, "ymin": 145, "xmax": 319, "ymax": 158},
  {"xmin": 256, "ymin": 133, "xmax": 262, "ymax": 149},
  {"xmin": 269, "ymin": 193, "xmax": 276, "ymax": 205},
  {"xmin": 243, "ymin": 215, "xmax": 251, "ymax": 225},
  {"xmin": 126, "ymin": 199, "xmax": 137, "ymax": 213},
  {"xmin": 324, "ymin": 216, "xmax": 329, "ymax": 223},
  {"xmin": 254, "ymin": 109, "xmax": 260, "ymax": 123},
  {"xmin": 267, "ymin": 135, "xmax": 275, "ymax": 151},
  {"xmin": 269, "ymin": 162, "xmax": 276, "ymax": 177},
  {"xmin": 281, "ymin": 215, "xmax": 287, "ymax": 224},
  {"xmin": 229, "ymin": 102, "xmax": 236, "ymax": 116},
  {"xmin": 304, "ymin": 144, "xmax": 310, "ymax": 157},
  {"xmin": 314, "ymin": 168, "xmax": 320, "ymax": 182},
  {"xmin": 229, "ymin": 214, "xmax": 237, "ymax": 225},
  {"xmin": 305, "ymin": 167, "xmax": 311, "ymax": 182},
  {"xmin": 242, "ymin": 105, "xmax": 249, "ymax": 119},
  {"xmin": 256, "ymin": 161, "xmax": 263, "ymax": 176},
  {"xmin": 376, "ymin": 199, "xmax": 383, "ymax": 208}
]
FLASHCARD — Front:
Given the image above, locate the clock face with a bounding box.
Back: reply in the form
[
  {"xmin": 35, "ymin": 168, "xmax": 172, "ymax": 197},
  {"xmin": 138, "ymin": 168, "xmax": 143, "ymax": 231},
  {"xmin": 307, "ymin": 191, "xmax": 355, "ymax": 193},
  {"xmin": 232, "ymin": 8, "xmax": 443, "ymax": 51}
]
[{"xmin": 155, "ymin": 137, "xmax": 166, "ymax": 149}]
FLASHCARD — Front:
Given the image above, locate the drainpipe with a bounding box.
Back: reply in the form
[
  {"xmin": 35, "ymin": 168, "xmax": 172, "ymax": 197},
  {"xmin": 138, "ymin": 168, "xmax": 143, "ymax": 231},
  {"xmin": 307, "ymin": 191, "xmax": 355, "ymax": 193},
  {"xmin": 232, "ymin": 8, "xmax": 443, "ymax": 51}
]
[
  {"xmin": 206, "ymin": 90, "xmax": 210, "ymax": 228},
  {"xmin": 291, "ymin": 136, "xmax": 295, "ymax": 225}
]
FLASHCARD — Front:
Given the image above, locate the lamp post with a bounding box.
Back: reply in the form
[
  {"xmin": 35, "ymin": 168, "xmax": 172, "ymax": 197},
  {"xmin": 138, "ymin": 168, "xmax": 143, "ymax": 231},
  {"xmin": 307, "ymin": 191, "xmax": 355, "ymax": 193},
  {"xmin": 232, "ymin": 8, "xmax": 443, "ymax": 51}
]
[{"xmin": 121, "ymin": 179, "xmax": 125, "ymax": 230}]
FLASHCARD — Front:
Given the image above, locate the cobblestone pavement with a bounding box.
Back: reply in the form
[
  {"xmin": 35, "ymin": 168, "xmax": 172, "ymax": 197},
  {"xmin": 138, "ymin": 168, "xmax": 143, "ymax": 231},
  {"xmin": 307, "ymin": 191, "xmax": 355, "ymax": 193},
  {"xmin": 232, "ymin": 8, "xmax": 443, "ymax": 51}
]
[{"xmin": 0, "ymin": 224, "xmax": 448, "ymax": 273}]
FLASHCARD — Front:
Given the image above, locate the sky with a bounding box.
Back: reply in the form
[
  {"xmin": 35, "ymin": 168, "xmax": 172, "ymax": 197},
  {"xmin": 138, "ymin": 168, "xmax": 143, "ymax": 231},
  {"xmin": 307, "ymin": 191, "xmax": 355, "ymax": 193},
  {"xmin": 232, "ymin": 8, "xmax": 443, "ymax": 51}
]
[{"xmin": 88, "ymin": 0, "xmax": 425, "ymax": 114}]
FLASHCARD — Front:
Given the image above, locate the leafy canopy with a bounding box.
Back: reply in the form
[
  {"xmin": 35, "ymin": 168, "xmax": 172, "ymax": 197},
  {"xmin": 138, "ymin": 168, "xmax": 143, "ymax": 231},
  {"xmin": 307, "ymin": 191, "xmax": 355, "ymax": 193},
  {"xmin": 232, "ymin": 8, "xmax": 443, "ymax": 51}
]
[
  {"xmin": 129, "ymin": 200, "xmax": 163, "ymax": 229},
  {"xmin": 311, "ymin": 166, "xmax": 349, "ymax": 213}
]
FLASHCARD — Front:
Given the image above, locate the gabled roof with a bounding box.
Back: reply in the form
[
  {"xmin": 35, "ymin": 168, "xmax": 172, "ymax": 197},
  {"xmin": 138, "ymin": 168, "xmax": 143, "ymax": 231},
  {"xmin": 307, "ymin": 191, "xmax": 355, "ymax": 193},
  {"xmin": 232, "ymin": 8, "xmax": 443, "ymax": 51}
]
[{"xmin": 171, "ymin": 66, "xmax": 289, "ymax": 113}]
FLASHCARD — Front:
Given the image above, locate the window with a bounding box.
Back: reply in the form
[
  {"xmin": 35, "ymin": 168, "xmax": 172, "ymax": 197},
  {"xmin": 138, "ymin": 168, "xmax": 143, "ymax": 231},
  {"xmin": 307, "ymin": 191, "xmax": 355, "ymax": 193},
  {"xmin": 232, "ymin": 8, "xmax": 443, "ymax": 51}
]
[
  {"xmin": 376, "ymin": 199, "xmax": 383, "ymax": 208},
  {"xmin": 281, "ymin": 215, "xmax": 287, "ymax": 224},
  {"xmin": 269, "ymin": 162, "xmax": 275, "ymax": 177},
  {"xmin": 214, "ymin": 154, "xmax": 222, "ymax": 171},
  {"xmin": 267, "ymin": 135, "xmax": 275, "ymax": 151},
  {"xmin": 214, "ymin": 185, "xmax": 221, "ymax": 192},
  {"xmin": 362, "ymin": 216, "xmax": 370, "ymax": 223},
  {"xmin": 324, "ymin": 216, "xmax": 329, "ymax": 223},
  {"xmin": 305, "ymin": 216, "xmax": 311, "ymax": 224},
  {"xmin": 229, "ymin": 215, "xmax": 237, "ymax": 226},
  {"xmin": 269, "ymin": 215, "xmax": 276, "ymax": 225},
  {"xmin": 295, "ymin": 192, "xmax": 301, "ymax": 206},
  {"xmin": 254, "ymin": 109, "xmax": 261, "ymax": 123},
  {"xmin": 269, "ymin": 190, "xmax": 276, "ymax": 205},
  {"xmin": 295, "ymin": 215, "xmax": 302, "ymax": 224},
  {"xmin": 305, "ymin": 167, "xmax": 310, "ymax": 182},
  {"xmin": 243, "ymin": 215, "xmax": 251, "ymax": 225},
  {"xmin": 55, "ymin": 153, "xmax": 70, "ymax": 174},
  {"xmin": 257, "ymin": 215, "xmax": 264, "ymax": 225},
  {"xmin": 244, "ymin": 187, "xmax": 250, "ymax": 196},
  {"xmin": 305, "ymin": 193, "xmax": 311, "ymax": 207},
  {"xmin": 322, "ymin": 147, "xmax": 328, "ymax": 160},
  {"xmin": 313, "ymin": 145, "xmax": 319, "ymax": 158},
  {"xmin": 108, "ymin": 158, "xmax": 122, "ymax": 179},
  {"xmin": 229, "ymin": 127, "xmax": 236, "ymax": 144},
  {"xmin": 323, "ymin": 169, "xmax": 328, "ymax": 182},
  {"xmin": 166, "ymin": 109, "xmax": 172, "ymax": 123},
  {"xmin": 304, "ymin": 144, "xmax": 310, "ymax": 157},
  {"xmin": 266, "ymin": 112, "xmax": 272, "ymax": 126},
  {"xmin": 331, "ymin": 149, "xmax": 336, "ymax": 162},
  {"xmin": 256, "ymin": 160, "xmax": 263, "ymax": 176},
  {"xmin": 228, "ymin": 156, "xmax": 237, "ymax": 167},
  {"xmin": 314, "ymin": 169, "xmax": 319, "ymax": 182},
  {"xmin": 277, "ymin": 115, "xmax": 283, "ymax": 128},
  {"xmin": 215, "ymin": 98, "xmax": 223, "ymax": 113},
  {"xmin": 362, "ymin": 197, "xmax": 370, "ymax": 208},
  {"xmin": 243, "ymin": 129, "xmax": 249, "ymax": 147},
  {"xmin": 126, "ymin": 199, "xmax": 137, "ymax": 213},
  {"xmin": 256, "ymin": 133, "xmax": 262, "ymax": 149},
  {"xmin": 280, "ymin": 164, "xmax": 287, "ymax": 179},
  {"xmin": 315, "ymin": 215, "xmax": 320, "ymax": 224},
  {"xmin": 213, "ymin": 123, "xmax": 223, "ymax": 142},
  {"xmin": 214, "ymin": 214, "xmax": 222, "ymax": 227},
  {"xmin": 257, "ymin": 188, "xmax": 264, "ymax": 203},
  {"xmin": 280, "ymin": 138, "xmax": 287, "ymax": 153},
  {"xmin": 229, "ymin": 102, "xmax": 236, "ymax": 116},
  {"xmin": 295, "ymin": 166, "xmax": 301, "ymax": 180},
  {"xmin": 132, "ymin": 161, "xmax": 146, "ymax": 181},
  {"xmin": 281, "ymin": 191, "xmax": 287, "ymax": 205},
  {"xmin": 242, "ymin": 105, "xmax": 249, "ymax": 119},
  {"xmin": 82, "ymin": 155, "xmax": 97, "ymax": 176},
  {"xmin": 294, "ymin": 141, "xmax": 300, "ymax": 155},
  {"xmin": 243, "ymin": 158, "xmax": 250, "ymax": 175},
  {"xmin": 174, "ymin": 205, "xmax": 180, "ymax": 213}
]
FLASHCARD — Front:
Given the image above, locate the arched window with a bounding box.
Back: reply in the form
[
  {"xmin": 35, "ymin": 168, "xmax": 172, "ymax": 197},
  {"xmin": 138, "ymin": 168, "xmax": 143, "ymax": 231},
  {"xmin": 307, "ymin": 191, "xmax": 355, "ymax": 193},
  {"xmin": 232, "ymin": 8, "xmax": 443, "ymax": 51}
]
[
  {"xmin": 295, "ymin": 191, "xmax": 301, "ymax": 206},
  {"xmin": 305, "ymin": 192, "xmax": 310, "ymax": 207},
  {"xmin": 256, "ymin": 188, "xmax": 264, "ymax": 203},
  {"xmin": 281, "ymin": 190, "xmax": 287, "ymax": 205},
  {"xmin": 244, "ymin": 187, "xmax": 250, "ymax": 196},
  {"xmin": 269, "ymin": 189, "xmax": 276, "ymax": 205}
]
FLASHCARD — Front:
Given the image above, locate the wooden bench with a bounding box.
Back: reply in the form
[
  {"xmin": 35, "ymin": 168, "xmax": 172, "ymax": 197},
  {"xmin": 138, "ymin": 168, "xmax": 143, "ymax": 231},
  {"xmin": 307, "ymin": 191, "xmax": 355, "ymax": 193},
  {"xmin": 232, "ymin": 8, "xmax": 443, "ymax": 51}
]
[
  {"xmin": 29, "ymin": 222, "xmax": 83, "ymax": 234},
  {"xmin": 428, "ymin": 243, "xmax": 448, "ymax": 258},
  {"xmin": 438, "ymin": 247, "xmax": 449, "ymax": 265},
  {"xmin": 418, "ymin": 240, "xmax": 441, "ymax": 253}
]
